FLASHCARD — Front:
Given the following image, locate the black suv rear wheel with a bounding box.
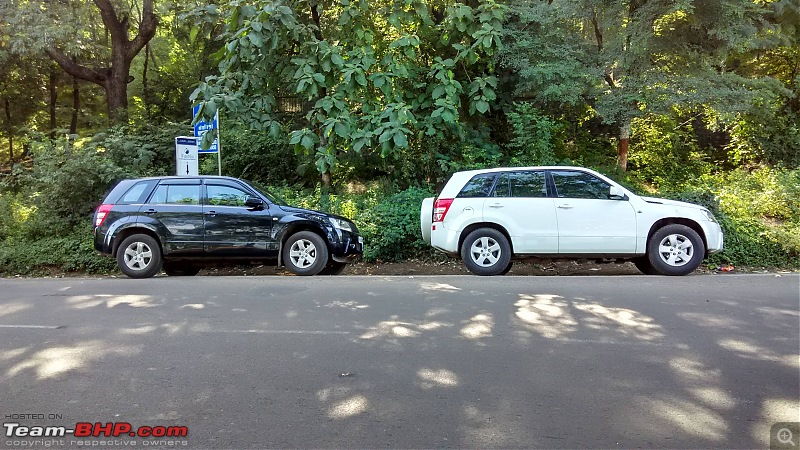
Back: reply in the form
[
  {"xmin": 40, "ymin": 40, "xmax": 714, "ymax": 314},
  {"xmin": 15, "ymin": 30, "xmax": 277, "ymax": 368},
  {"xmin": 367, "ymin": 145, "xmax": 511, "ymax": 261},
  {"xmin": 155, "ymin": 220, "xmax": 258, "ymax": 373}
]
[{"xmin": 117, "ymin": 234, "xmax": 163, "ymax": 278}]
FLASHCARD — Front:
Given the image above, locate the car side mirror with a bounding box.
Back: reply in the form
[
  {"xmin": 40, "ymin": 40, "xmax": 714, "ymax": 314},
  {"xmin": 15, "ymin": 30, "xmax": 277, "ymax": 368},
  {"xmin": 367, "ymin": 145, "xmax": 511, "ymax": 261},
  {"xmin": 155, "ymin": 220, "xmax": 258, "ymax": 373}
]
[
  {"xmin": 609, "ymin": 186, "xmax": 627, "ymax": 200},
  {"xmin": 245, "ymin": 196, "xmax": 265, "ymax": 209}
]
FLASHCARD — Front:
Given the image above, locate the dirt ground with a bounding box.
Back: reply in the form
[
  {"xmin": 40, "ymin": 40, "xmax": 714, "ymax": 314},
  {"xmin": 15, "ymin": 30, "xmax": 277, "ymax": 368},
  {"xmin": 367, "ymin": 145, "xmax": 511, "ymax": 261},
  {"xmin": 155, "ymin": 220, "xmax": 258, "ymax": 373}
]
[{"xmin": 198, "ymin": 258, "xmax": 763, "ymax": 277}]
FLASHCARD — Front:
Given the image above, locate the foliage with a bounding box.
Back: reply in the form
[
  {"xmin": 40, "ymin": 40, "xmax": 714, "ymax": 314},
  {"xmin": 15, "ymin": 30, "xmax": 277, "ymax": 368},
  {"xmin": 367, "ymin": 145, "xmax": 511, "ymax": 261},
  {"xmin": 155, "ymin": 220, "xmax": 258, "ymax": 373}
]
[
  {"xmin": 200, "ymin": 123, "xmax": 300, "ymax": 184},
  {"xmin": 19, "ymin": 139, "xmax": 125, "ymax": 236},
  {"xmin": 192, "ymin": 0, "xmax": 506, "ymax": 181},
  {"xmin": 628, "ymin": 114, "xmax": 714, "ymax": 188},
  {"xmin": 505, "ymin": 102, "xmax": 559, "ymax": 166},
  {"xmin": 87, "ymin": 123, "xmax": 189, "ymax": 177},
  {"xmin": 356, "ymin": 186, "xmax": 436, "ymax": 262},
  {"xmin": 664, "ymin": 167, "xmax": 800, "ymax": 268},
  {"xmin": 0, "ymin": 226, "xmax": 116, "ymax": 275}
]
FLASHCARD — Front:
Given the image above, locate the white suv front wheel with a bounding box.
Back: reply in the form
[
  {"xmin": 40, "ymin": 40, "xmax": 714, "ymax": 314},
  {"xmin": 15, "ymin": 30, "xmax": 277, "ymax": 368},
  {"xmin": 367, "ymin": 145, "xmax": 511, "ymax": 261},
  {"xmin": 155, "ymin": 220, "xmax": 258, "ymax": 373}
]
[
  {"xmin": 461, "ymin": 228, "xmax": 512, "ymax": 276},
  {"xmin": 647, "ymin": 224, "xmax": 705, "ymax": 276}
]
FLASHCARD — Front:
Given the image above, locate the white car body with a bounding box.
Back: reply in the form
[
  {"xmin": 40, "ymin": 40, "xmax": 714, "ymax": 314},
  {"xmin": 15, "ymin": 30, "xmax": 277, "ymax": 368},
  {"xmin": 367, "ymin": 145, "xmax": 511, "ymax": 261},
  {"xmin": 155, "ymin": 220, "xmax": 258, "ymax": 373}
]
[{"xmin": 420, "ymin": 166, "xmax": 723, "ymax": 276}]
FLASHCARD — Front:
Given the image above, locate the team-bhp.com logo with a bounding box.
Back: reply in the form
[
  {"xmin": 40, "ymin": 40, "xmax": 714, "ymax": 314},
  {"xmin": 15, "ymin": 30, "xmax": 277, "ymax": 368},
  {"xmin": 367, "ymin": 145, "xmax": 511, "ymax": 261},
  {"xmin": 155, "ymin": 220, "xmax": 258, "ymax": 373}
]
[{"xmin": 4, "ymin": 422, "xmax": 188, "ymax": 438}]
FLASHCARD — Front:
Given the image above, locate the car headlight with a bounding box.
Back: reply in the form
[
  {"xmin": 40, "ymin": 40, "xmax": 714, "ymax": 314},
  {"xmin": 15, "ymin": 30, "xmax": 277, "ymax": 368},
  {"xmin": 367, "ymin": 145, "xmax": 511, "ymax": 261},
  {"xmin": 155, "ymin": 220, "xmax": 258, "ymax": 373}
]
[
  {"xmin": 329, "ymin": 217, "xmax": 353, "ymax": 232},
  {"xmin": 702, "ymin": 209, "xmax": 717, "ymax": 223}
]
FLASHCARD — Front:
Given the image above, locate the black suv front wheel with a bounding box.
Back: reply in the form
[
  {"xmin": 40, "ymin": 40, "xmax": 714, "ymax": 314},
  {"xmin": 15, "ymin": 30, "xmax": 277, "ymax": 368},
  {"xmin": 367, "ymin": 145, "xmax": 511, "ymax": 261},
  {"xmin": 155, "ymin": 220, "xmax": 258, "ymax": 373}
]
[
  {"xmin": 117, "ymin": 234, "xmax": 163, "ymax": 278},
  {"xmin": 283, "ymin": 231, "xmax": 329, "ymax": 276}
]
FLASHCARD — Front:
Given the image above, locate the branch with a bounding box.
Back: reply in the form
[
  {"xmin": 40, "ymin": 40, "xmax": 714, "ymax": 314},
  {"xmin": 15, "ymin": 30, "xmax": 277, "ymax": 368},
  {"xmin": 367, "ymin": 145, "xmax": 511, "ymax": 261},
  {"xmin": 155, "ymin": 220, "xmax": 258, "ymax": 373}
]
[
  {"xmin": 128, "ymin": 0, "xmax": 158, "ymax": 60},
  {"xmin": 93, "ymin": 0, "xmax": 128, "ymax": 49},
  {"xmin": 592, "ymin": 10, "xmax": 603, "ymax": 52},
  {"xmin": 45, "ymin": 49, "xmax": 107, "ymax": 86}
]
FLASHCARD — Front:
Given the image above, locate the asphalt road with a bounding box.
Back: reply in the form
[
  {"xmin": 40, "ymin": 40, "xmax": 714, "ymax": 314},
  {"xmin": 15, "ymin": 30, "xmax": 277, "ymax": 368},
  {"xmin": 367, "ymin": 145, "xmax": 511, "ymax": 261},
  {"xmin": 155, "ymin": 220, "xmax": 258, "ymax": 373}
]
[{"xmin": 1, "ymin": 274, "xmax": 798, "ymax": 449}]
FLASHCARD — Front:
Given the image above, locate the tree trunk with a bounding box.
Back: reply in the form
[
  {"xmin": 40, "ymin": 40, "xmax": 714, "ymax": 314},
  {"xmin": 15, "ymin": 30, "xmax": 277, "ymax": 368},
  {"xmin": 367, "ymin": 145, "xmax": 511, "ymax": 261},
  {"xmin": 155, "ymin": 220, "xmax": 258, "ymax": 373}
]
[
  {"xmin": 106, "ymin": 60, "xmax": 131, "ymax": 123},
  {"xmin": 49, "ymin": 67, "xmax": 57, "ymax": 140},
  {"xmin": 45, "ymin": 0, "xmax": 157, "ymax": 124},
  {"xmin": 617, "ymin": 121, "xmax": 631, "ymax": 171},
  {"xmin": 143, "ymin": 42, "xmax": 151, "ymax": 118},
  {"xmin": 4, "ymin": 97, "xmax": 13, "ymax": 163},
  {"xmin": 70, "ymin": 76, "xmax": 80, "ymax": 135}
]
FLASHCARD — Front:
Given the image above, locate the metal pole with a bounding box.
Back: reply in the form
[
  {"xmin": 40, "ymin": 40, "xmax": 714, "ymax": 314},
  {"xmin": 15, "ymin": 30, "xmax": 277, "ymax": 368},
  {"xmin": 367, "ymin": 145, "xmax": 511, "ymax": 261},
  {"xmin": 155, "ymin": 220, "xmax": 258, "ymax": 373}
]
[{"xmin": 216, "ymin": 110, "xmax": 222, "ymax": 176}]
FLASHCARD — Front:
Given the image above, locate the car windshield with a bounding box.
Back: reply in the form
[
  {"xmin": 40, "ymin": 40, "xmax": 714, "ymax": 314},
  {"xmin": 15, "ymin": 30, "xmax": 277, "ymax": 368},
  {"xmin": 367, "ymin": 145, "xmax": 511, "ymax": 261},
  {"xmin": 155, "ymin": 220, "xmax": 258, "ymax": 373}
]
[{"xmin": 245, "ymin": 180, "xmax": 288, "ymax": 206}]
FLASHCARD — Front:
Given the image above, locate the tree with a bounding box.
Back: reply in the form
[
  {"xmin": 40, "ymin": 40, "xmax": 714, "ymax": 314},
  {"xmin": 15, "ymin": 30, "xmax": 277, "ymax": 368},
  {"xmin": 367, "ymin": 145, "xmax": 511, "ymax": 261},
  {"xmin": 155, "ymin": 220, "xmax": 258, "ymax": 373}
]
[
  {"xmin": 499, "ymin": 0, "xmax": 777, "ymax": 170},
  {"xmin": 45, "ymin": 0, "xmax": 159, "ymax": 123},
  {"xmin": 4, "ymin": 0, "xmax": 159, "ymax": 124},
  {"xmin": 193, "ymin": 0, "xmax": 505, "ymax": 186}
]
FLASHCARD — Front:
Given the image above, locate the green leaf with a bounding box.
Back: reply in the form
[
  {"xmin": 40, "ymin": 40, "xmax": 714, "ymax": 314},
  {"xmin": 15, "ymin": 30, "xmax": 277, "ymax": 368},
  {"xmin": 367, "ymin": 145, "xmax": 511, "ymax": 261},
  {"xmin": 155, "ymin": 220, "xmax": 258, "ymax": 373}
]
[
  {"xmin": 475, "ymin": 100, "xmax": 489, "ymax": 114},
  {"xmin": 331, "ymin": 53, "xmax": 344, "ymax": 67},
  {"xmin": 301, "ymin": 135, "xmax": 315, "ymax": 149},
  {"xmin": 393, "ymin": 131, "xmax": 408, "ymax": 148},
  {"xmin": 334, "ymin": 121, "xmax": 349, "ymax": 138}
]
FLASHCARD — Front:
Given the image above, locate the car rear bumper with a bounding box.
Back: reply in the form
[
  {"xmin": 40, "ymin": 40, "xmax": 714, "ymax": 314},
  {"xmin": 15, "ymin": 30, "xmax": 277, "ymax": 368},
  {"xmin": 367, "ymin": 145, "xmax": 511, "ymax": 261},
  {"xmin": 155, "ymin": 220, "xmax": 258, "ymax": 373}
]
[{"xmin": 430, "ymin": 223, "xmax": 460, "ymax": 255}]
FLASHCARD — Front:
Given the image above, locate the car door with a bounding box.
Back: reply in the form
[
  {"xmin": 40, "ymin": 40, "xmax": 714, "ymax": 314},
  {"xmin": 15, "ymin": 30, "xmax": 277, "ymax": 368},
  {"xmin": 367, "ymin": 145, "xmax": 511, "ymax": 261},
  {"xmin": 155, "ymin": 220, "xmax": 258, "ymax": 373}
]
[
  {"xmin": 549, "ymin": 170, "xmax": 637, "ymax": 254},
  {"xmin": 202, "ymin": 181, "xmax": 276, "ymax": 258},
  {"xmin": 141, "ymin": 180, "xmax": 204, "ymax": 256},
  {"xmin": 482, "ymin": 171, "xmax": 558, "ymax": 254}
]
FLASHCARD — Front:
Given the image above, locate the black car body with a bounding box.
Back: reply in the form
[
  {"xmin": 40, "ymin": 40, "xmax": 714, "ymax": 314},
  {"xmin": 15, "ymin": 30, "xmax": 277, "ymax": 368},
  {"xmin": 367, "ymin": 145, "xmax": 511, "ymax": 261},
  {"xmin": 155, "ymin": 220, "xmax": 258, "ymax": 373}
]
[{"xmin": 94, "ymin": 176, "xmax": 363, "ymax": 278}]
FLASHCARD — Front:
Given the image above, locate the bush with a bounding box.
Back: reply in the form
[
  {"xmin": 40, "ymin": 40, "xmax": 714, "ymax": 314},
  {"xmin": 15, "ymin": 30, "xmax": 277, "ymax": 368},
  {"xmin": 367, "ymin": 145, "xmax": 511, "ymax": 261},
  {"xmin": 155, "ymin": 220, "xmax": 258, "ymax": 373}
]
[
  {"xmin": 0, "ymin": 226, "xmax": 116, "ymax": 275},
  {"xmin": 357, "ymin": 186, "xmax": 436, "ymax": 261}
]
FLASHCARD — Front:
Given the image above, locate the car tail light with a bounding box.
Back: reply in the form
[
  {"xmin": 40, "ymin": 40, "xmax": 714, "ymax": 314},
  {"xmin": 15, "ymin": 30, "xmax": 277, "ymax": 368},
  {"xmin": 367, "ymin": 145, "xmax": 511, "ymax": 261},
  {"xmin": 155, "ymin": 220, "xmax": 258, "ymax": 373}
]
[
  {"xmin": 95, "ymin": 204, "xmax": 113, "ymax": 227},
  {"xmin": 433, "ymin": 198, "xmax": 453, "ymax": 222}
]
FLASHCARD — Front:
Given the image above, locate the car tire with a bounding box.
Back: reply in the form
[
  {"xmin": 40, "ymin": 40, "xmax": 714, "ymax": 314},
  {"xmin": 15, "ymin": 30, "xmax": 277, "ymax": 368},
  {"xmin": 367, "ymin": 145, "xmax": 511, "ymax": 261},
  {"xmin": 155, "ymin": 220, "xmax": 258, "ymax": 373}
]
[
  {"xmin": 117, "ymin": 234, "xmax": 163, "ymax": 279},
  {"xmin": 647, "ymin": 224, "xmax": 705, "ymax": 276},
  {"xmin": 163, "ymin": 263, "xmax": 201, "ymax": 276},
  {"xmin": 319, "ymin": 261, "xmax": 347, "ymax": 275},
  {"xmin": 461, "ymin": 228, "xmax": 512, "ymax": 276},
  {"xmin": 632, "ymin": 257, "xmax": 657, "ymax": 275},
  {"xmin": 499, "ymin": 261, "xmax": 513, "ymax": 275},
  {"xmin": 283, "ymin": 231, "xmax": 329, "ymax": 276}
]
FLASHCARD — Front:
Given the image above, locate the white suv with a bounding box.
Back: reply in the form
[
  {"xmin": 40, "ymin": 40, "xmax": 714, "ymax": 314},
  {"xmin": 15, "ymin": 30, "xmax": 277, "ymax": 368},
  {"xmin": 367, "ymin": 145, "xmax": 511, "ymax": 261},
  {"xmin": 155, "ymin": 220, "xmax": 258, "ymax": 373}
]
[{"xmin": 420, "ymin": 166, "xmax": 723, "ymax": 276}]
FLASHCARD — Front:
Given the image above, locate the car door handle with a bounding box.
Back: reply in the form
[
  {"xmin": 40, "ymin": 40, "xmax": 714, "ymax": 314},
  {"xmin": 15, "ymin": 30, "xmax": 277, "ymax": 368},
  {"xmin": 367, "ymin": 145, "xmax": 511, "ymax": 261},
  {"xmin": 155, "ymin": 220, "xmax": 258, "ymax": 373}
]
[
  {"xmin": 144, "ymin": 208, "xmax": 156, "ymax": 214},
  {"xmin": 205, "ymin": 211, "xmax": 217, "ymax": 216},
  {"xmin": 557, "ymin": 204, "xmax": 573, "ymax": 209},
  {"xmin": 488, "ymin": 203, "xmax": 504, "ymax": 208}
]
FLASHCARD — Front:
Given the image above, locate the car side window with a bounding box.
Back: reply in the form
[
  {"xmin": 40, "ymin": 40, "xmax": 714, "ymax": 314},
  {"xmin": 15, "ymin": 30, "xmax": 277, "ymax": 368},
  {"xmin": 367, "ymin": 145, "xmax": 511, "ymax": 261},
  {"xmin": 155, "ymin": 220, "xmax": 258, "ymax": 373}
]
[
  {"xmin": 120, "ymin": 181, "xmax": 153, "ymax": 204},
  {"xmin": 206, "ymin": 185, "xmax": 250, "ymax": 207},
  {"xmin": 550, "ymin": 171, "xmax": 611, "ymax": 200},
  {"xmin": 492, "ymin": 173, "xmax": 510, "ymax": 197},
  {"xmin": 148, "ymin": 185, "xmax": 200, "ymax": 205},
  {"xmin": 509, "ymin": 171, "xmax": 547, "ymax": 198},
  {"xmin": 458, "ymin": 173, "xmax": 497, "ymax": 198}
]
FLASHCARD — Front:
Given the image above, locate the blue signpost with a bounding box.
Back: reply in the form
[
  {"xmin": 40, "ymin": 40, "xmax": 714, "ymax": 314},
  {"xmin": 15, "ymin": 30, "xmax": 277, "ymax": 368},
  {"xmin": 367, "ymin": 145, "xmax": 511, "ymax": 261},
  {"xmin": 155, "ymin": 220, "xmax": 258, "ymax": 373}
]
[{"xmin": 192, "ymin": 104, "xmax": 221, "ymax": 174}]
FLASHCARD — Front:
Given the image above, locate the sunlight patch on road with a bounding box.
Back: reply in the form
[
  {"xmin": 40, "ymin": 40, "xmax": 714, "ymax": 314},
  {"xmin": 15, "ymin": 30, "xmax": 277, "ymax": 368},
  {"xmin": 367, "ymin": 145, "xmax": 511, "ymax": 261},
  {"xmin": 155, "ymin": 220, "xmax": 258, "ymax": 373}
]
[
  {"xmin": 180, "ymin": 303, "xmax": 205, "ymax": 309},
  {"xmin": 750, "ymin": 398, "xmax": 800, "ymax": 447},
  {"xmin": 573, "ymin": 303, "xmax": 664, "ymax": 341},
  {"xmin": 118, "ymin": 325, "xmax": 158, "ymax": 335},
  {"xmin": 327, "ymin": 395, "xmax": 369, "ymax": 419},
  {"xmin": 677, "ymin": 312, "xmax": 747, "ymax": 329},
  {"xmin": 360, "ymin": 320, "xmax": 451, "ymax": 340},
  {"xmin": 718, "ymin": 338, "xmax": 800, "ymax": 369},
  {"xmin": 325, "ymin": 300, "xmax": 370, "ymax": 310},
  {"xmin": 67, "ymin": 294, "xmax": 158, "ymax": 309},
  {"xmin": 417, "ymin": 368, "xmax": 459, "ymax": 389},
  {"xmin": 688, "ymin": 387, "xmax": 736, "ymax": 410},
  {"xmin": 0, "ymin": 302, "xmax": 31, "ymax": 318},
  {"xmin": 638, "ymin": 395, "xmax": 728, "ymax": 441},
  {"xmin": 460, "ymin": 313, "xmax": 494, "ymax": 340},
  {"xmin": 419, "ymin": 282, "xmax": 462, "ymax": 292},
  {"xmin": 5, "ymin": 340, "xmax": 139, "ymax": 380},
  {"xmin": 514, "ymin": 294, "xmax": 576, "ymax": 339}
]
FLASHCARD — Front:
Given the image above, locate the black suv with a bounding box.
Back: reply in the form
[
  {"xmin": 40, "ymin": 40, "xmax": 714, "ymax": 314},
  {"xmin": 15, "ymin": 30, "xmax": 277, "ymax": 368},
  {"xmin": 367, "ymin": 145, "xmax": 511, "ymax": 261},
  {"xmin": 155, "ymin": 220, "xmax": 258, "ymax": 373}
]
[{"xmin": 94, "ymin": 176, "xmax": 363, "ymax": 278}]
